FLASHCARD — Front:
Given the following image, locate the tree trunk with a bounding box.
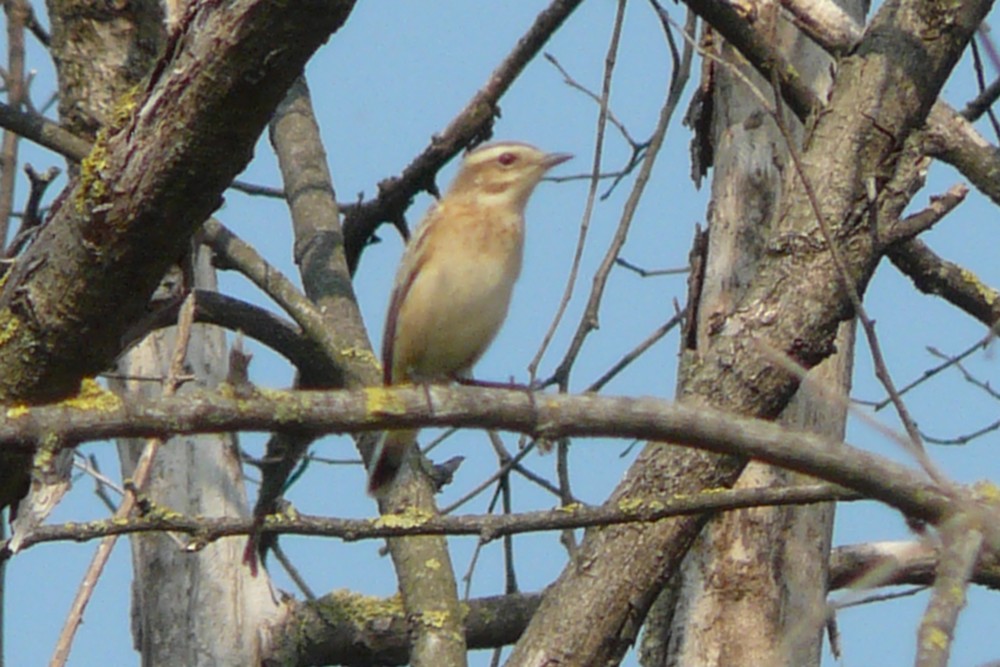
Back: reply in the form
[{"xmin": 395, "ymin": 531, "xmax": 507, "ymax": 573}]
[
  {"xmin": 112, "ymin": 250, "xmax": 283, "ymax": 667},
  {"xmin": 44, "ymin": 2, "xmax": 284, "ymax": 664},
  {"xmin": 643, "ymin": 4, "xmax": 864, "ymax": 665},
  {"xmin": 643, "ymin": 3, "xmax": 863, "ymax": 666}
]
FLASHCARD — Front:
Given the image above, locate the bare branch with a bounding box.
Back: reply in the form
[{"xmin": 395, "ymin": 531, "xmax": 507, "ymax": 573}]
[
  {"xmin": 0, "ymin": 101, "xmax": 100, "ymax": 161},
  {"xmin": 12, "ymin": 483, "xmax": 856, "ymax": 550},
  {"xmin": 779, "ymin": 0, "xmax": 863, "ymax": 53},
  {"xmin": 340, "ymin": 0, "xmax": 584, "ymax": 273},
  {"xmin": 50, "ymin": 293, "xmax": 197, "ymax": 667},
  {"xmin": 0, "ymin": 385, "xmax": 961, "ymax": 525},
  {"xmin": 888, "ymin": 239, "xmax": 1000, "ymax": 331},
  {"xmin": 540, "ymin": 5, "xmax": 694, "ymax": 389},
  {"xmin": 880, "ymin": 184, "xmax": 969, "ymax": 246},
  {"xmin": 528, "ymin": 0, "xmax": 631, "ymax": 383},
  {"xmin": 916, "ymin": 520, "xmax": 983, "ymax": 667}
]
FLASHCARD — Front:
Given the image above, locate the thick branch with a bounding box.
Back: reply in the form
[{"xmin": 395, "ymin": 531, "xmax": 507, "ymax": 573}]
[
  {"xmin": 267, "ymin": 540, "xmax": 1000, "ymax": 665},
  {"xmin": 0, "ymin": 101, "xmax": 90, "ymax": 161},
  {"xmin": 0, "ymin": 0, "xmax": 356, "ymax": 512},
  {"xmin": 507, "ymin": 0, "xmax": 993, "ymax": 660},
  {"xmin": 888, "ymin": 238, "xmax": 1000, "ymax": 329},
  {"xmin": 690, "ymin": 0, "xmax": 1000, "ymax": 216}
]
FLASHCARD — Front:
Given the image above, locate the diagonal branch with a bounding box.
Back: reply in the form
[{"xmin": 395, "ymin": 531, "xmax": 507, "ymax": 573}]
[
  {"xmin": 340, "ymin": 0, "xmax": 584, "ymax": 272},
  {"xmin": 0, "ymin": 0, "xmax": 357, "ymax": 513},
  {"xmin": 915, "ymin": 518, "xmax": 983, "ymax": 667},
  {"xmin": 507, "ymin": 0, "xmax": 994, "ymax": 660}
]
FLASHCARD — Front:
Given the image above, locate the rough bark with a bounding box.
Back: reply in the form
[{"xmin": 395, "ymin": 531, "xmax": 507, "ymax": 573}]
[
  {"xmin": 266, "ymin": 78, "xmax": 467, "ymax": 667},
  {"xmin": 0, "ymin": 0, "xmax": 167, "ymax": 524},
  {"xmin": 641, "ymin": 2, "xmax": 862, "ymax": 664},
  {"xmin": 46, "ymin": 0, "xmax": 164, "ymax": 142},
  {"xmin": 504, "ymin": 0, "xmax": 992, "ymax": 662},
  {"xmin": 38, "ymin": 3, "xmax": 290, "ymax": 664},
  {"xmin": 0, "ymin": 0, "xmax": 356, "ymax": 511},
  {"xmin": 113, "ymin": 253, "xmax": 283, "ymax": 667}
]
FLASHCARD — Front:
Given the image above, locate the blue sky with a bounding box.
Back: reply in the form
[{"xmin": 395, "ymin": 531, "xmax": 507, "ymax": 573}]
[{"xmin": 4, "ymin": 2, "xmax": 1000, "ymax": 665}]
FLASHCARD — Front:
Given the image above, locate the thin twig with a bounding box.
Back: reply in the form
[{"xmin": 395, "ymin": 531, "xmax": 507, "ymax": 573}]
[
  {"xmin": 5, "ymin": 164, "xmax": 60, "ymax": 258},
  {"xmin": 542, "ymin": 52, "xmax": 650, "ymax": 200},
  {"xmin": 73, "ymin": 453, "xmax": 124, "ymax": 512},
  {"xmin": 19, "ymin": 483, "xmax": 858, "ymax": 551},
  {"xmin": 0, "ymin": 0, "xmax": 29, "ymax": 246},
  {"xmin": 49, "ymin": 293, "xmax": 198, "ymax": 667},
  {"xmin": 230, "ymin": 179, "xmax": 284, "ymax": 198},
  {"xmin": 490, "ymin": 434, "xmax": 563, "ymax": 498},
  {"xmin": 500, "ymin": 461, "xmax": 518, "ymax": 595},
  {"xmin": 960, "ymin": 74, "xmax": 1000, "ymax": 121},
  {"xmin": 831, "ymin": 584, "xmax": 928, "ymax": 609},
  {"xmin": 968, "ymin": 39, "xmax": 1000, "ymax": 140},
  {"xmin": 20, "ymin": 1, "xmax": 49, "ymax": 46},
  {"xmin": 527, "ymin": 0, "xmax": 628, "ymax": 382},
  {"xmin": 555, "ymin": 436, "xmax": 576, "ymax": 555},
  {"xmin": 539, "ymin": 5, "xmax": 695, "ymax": 389},
  {"xmin": 271, "ymin": 541, "xmax": 316, "ymax": 600},
  {"xmin": 870, "ymin": 335, "xmax": 990, "ymax": 410},
  {"xmin": 585, "ymin": 310, "xmax": 685, "ymax": 393},
  {"xmin": 440, "ymin": 439, "xmax": 540, "ymax": 515},
  {"xmin": 927, "ymin": 346, "xmax": 1000, "ymax": 400},
  {"xmin": 614, "ymin": 256, "xmax": 690, "ymax": 277},
  {"xmin": 460, "ymin": 475, "xmax": 504, "ymax": 600},
  {"xmin": 544, "ymin": 52, "xmax": 638, "ymax": 147},
  {"xmin": 922, "ymin": 417, "xmax": 1000, "ymax": 446}
]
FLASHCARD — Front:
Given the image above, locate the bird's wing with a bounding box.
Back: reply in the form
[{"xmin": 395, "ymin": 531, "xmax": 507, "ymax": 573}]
[{"xmin": 382, "ymin": 203, "xmax": 441, "ymax": 384}]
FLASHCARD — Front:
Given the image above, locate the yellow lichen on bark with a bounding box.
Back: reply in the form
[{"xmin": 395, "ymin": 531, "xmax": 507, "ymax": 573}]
[{"xmin": 60, "ymin": 378, "xmax": 121, "ymax": 412}]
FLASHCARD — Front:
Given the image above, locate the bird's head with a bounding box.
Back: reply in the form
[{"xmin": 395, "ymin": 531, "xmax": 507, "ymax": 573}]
[{"xmin": 448, "ymin": 141, "xmax": 572, "ymax": 211}]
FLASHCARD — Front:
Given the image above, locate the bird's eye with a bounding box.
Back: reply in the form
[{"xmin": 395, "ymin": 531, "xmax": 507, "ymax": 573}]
[{"xmin": 498, "ymin": 152, "xmax": 518, "ymax": 166}]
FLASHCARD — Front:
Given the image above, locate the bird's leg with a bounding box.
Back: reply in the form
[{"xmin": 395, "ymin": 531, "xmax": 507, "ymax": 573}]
[
  {"xmin": 454, "ymin": 376, "xmax": 532, "ymax": 391},
  {"xmin": 420, "ymin": 381, "xmax": 435, "ymax": 415}
]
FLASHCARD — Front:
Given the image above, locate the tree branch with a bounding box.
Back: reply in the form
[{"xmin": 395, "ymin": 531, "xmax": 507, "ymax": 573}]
[
  {"xmin": 340, "ymin": 0, "xmax": 584, "ymax": 272},
  {"xmin": 0, "ymin": 0, "xmax": 357, "ymax": 513},
  {"xmin": 0, "ymin": 385, "xmax": 961, "ymax": 524},
  {"xmin": 8, "ymin": 482, "xmax": 855, "ymax": 550},
  {"xmin": 507, "ymin": 0, "xmax": 993, "ymax": 658},
  {"xmin": 888, "ymin": 238, "xmax": 1000, "ymax": 329}
]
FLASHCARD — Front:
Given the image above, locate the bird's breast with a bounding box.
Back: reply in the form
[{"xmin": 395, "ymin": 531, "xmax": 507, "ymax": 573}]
[{"xmin": 391, "ymin": 205, "xmax": 525, "ymax": 381}]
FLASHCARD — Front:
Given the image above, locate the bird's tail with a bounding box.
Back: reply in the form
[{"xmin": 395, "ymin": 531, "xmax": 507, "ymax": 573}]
[{"xmin": 367, "ymin": 429, "xmax": 416, "ymax": 496}]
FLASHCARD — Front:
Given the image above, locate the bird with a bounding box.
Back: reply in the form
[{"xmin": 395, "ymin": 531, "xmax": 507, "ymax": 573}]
[{"xmin": 367, "ymin": 141, "xmax": 571, "ymax": 495}]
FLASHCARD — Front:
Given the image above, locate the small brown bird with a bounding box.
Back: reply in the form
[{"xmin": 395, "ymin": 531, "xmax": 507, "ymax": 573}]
[{"xmin": 367, "ymin": 141, "xmax": 571, "ymax": 495}]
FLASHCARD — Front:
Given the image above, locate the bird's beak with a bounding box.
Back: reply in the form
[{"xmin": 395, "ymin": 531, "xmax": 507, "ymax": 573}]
[{"xmin": 542, "ymin": 152, "xmax": 573, "ymax": 170}]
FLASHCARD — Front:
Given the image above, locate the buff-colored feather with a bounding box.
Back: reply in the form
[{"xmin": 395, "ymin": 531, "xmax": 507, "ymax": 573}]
[{"xmin": 368, "ymin": 141, "xmax": 570, "ymax": 495}]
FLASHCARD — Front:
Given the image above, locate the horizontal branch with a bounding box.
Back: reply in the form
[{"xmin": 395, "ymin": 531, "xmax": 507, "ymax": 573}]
[
  {"xmin": 8, "ymin": 483, "xmax": 855, "ymax": 552},
  {"xmin": 270, "ymin": 590, "xmax": 544, "ymax": 665},
  {"xmin": 268, "ymin": 542, "xmax": 1000, "ymax": 665},
  {"xmin": 3, "ymin": 385, "xmax": 956, "ymax": 523},
  {"xmin": 0, "ymin": 101, "xmax": 90, "ymax": 161}
]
